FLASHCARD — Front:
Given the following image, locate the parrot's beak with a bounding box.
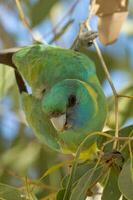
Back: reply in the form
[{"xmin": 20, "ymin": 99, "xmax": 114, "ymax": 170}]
[{"xmin": 50, "ymin": 113, "xmax": 66, "ymax": 132}]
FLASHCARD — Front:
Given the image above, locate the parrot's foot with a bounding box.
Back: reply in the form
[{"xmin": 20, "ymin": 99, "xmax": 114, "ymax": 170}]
[
  {"xmin": 78, "ymin": 31, "xmax": 98, "ymax": 47},
  {"xmin": 71, "ymin": 31, "xmax": 98, "ymax": 51}
]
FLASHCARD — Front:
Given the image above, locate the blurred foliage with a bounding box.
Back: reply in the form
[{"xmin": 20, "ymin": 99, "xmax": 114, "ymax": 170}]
[
  {"xmin": 107, "ymin": 85, "xmax": 133, "ymax": 129},
  {"xmin": 29, "ymin": 0, "xmax": 60, "ymax": 27},
  {"xmin": 0, "ymin": 0, "xmax": 133, "ymax": 199},
  {"xmin": 0, "ymin": 65, "xmax": 15, "ymax": 98}
]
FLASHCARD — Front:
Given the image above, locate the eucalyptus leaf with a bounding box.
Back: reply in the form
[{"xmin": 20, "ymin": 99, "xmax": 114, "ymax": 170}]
[
  {"xmin": 62, "ymin": 133, "xmax": 98, "ymax": 200},
  {"xmin": 0, "ymin": 64, "xmax": 15, "ymax": 98},
  {"xmin": 118, "ymin": 159, "xmax": 133, "ymax": 200},
  {"xmin": 101, "ymin": 167, "xmax": 121, "ymax": 200},
  {"xmin": 30, "ymin": 0, "xmax": 59, "ymax": 27},
  {"xmin": 70, "ymin": 165, "xmax": 104, "ymax": 200},
  {"xmin": 0, "ymin": 183, "xmax": 22, "ymax": 200},
  {"xmin": 56, "ymin": 189, "xmax": 65, "ymax": 200},
  {"xmin": 61, "ymin": 161, "xmax": 96, "ymax": 188},
  {"xmin": 39, "ymin": 160, "xmax": 73, "ymax": 181}
]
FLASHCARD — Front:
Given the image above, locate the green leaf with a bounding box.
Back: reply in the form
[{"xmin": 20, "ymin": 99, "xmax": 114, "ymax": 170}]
[
  {"xmin": 56, "ymin": 189, "xmax": 65, "ymax": 200},
  {"xmin": 101, "ymin": 167, "xmax": 121, "ymax": 200},
  {"xmin": 118, "ymin": 159, "xmax": 133, "ymax": 200},
  {"xmin": 61, "ymin": 175, "xmax": 69, "ymax": 188},
  {"xmin": 62, "ymin": 154, "xmax": 80, "ymax": 200},
  {"xmin": 0, "ymin": 64, "xmax": 15, "ymax": 98},
  {"xmin": 39, "ymin": 160, "xmax": 73, "ymax": 181},
  {"xmin": 0, "ymin": 183, "xmax": 22, "ymax": 200},
  {"xmin": 62, "ymin": 132, "xmax": 97, "ymax": 200},
  {"xmin": 30, "ymin": 0, "xmax": 59, "ymax": 27},
  {"xmin": 70, "ymin": 165, "xmax": 104, "ymax": 200},
  {"xmin": 61, "ymin": 161, "xmax": 96, "ymax": 188}
]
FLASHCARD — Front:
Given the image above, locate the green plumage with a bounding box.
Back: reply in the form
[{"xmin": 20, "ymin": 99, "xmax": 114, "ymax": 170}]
[{"xmin": 12, "ymin": 44, "xmax": 107, "ymax": 156}]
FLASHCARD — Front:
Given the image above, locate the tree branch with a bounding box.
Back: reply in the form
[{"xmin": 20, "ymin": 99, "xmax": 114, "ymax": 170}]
[
  {"xmin": 0, "ymin": 48, "xmax": 28, "ymax": 93},
  {"xmin": 15, "ymin": 0, "xmax": 42, "ymax": 43},
  {"xmin": 0, "ymin": 48, "xmax": 20, "ymax": 69}
]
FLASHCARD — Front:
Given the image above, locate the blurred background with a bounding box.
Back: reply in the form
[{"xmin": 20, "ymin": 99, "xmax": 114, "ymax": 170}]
[{"xmin": 0, "ymin": 0, "xmax": 133, "ymax": 199}]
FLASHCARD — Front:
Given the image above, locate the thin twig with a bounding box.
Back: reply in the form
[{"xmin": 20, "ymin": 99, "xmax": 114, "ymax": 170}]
[
  {"xmin": 92, "ymin": 39, "xmax": 117, "ymax": 96},
  {"xmin": 118, "ymin": 94, "xmax": 133, "ymax": 99},
  {"xmin": 113, "ymin": 136, "xmax": 133, "ymax": 141},
  {"xmin": 101, "ymin": 136, "xmax": 133, "ymax": 154},
  {"xmin": 25, "ymin": 176, "xmax": 32, "ymax": 200},
  {"xmin": 128, "ymin": 141, "xmax": 133, "ymax": 159},
  {"xmin": 113, "ymin": 96, "xmax": 119, "ymax": 149},
  {"xmin": 119, "ymin": 130, "xmax": 133, "ymax": 152},
  {"xmin": 83, "ymin": 0, "xmax": 119, "ymax": 149},
  {"xmin": 15, "ymin": 0, "xmax": 42, "ymax": 43},
  {"xmin": 25, "ymin": 176, "xmax": 37, "ymax": 200},
  {"xmin": 101, "ymin": 139, "xmax": 114, "ymax": 152}
]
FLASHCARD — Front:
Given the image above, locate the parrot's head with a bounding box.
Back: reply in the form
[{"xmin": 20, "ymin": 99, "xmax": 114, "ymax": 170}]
[
  {"xmin": 42, "ymin": 79, "xmax": 97, "ymax": 134},
  {"xmin": 41, "ymin": 78, "xmax": 106, "ymax": 154}
]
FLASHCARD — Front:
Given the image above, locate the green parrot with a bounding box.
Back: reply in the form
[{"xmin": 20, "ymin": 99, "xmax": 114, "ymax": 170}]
[{"xmin": 12, "ymin": 44, "xmax": 107, "ymax": 158}]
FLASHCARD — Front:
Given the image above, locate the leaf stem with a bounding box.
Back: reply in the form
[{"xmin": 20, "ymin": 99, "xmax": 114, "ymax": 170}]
[{"xmin": 113, "ymin": 96, "xmax": 119, "ymax": 149}]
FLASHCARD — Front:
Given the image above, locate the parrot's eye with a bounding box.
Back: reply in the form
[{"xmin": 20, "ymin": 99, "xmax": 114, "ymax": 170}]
[{"xmin": 68, "ymin": 95, "xmax": 76, "ymax": 107}]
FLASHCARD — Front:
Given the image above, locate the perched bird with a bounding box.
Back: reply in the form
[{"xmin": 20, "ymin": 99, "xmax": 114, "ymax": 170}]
[{"xmin": 12, "ymin": 44, "xmax": 107, "ymax": 157}]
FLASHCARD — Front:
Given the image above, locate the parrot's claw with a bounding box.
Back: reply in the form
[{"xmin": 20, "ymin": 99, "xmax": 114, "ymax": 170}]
[
  {"xmin": 79, "ymin": 31, "xmax": 98, "ymax": 47},
  {"xmin": 72, "ymin": 31, "xmax": 98, "ymax": 51}
]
